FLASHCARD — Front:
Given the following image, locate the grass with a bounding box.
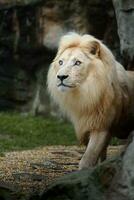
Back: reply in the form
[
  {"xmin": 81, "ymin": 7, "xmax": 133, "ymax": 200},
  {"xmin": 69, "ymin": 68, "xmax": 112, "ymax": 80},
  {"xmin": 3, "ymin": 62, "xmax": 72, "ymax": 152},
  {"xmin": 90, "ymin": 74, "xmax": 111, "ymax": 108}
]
[
  {"xmin": 0, "ymin": 112, "xmax": 120, "ymax": 153},
  {"xmin": 0, "ymin": 112, "xmax": 77, "ymax": 153}
]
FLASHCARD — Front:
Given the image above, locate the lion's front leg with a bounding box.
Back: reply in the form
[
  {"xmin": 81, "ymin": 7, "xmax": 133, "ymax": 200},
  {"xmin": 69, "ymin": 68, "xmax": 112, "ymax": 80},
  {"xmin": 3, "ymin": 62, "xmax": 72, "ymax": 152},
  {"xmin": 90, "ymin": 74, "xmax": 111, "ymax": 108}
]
[{"xmin": 79, "ymin": 131, "xmax": 109, "ymax": 170}]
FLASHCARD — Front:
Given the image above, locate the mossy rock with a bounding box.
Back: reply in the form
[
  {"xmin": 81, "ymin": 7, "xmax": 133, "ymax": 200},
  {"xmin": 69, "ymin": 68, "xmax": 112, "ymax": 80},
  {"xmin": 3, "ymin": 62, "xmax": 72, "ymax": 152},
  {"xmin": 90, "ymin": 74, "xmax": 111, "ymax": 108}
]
[{"xmin": 40, "ymin": 159, "xmax": 121, "ymax": 200}]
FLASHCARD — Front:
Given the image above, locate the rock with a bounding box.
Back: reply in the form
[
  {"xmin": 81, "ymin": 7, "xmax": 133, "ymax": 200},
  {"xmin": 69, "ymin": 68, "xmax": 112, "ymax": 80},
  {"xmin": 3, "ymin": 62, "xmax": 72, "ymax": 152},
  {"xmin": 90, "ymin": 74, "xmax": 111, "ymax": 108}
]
[
  {"xmin": 40, "ymin": 159, "xmax": 120, "ymax": 200},
  {"xmin": 113, "ymin": 0, "xmax": 134, "ymax": 69},
  {"xmin": 0, "ymin": 182, "xmax": 16, "ymax": 200},
  {"xmin": 30, "ymin": 160, "xmax": 62, "ymax": 170},
  {"xmin": 106, "ymin": 133, "xmax": 134, "ymax": 200},
  {"xmin": 12, "ymin": 172, "xmax": 47, "ymax": 182}
]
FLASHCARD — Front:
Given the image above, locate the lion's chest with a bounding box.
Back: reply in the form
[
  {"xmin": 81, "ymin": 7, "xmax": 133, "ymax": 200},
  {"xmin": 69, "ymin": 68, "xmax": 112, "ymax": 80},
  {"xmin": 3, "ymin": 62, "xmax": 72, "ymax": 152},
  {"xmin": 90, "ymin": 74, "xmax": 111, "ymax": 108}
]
[{"xmin": 73, "ymin": 111, "xmax": 108, "ymax": 143}]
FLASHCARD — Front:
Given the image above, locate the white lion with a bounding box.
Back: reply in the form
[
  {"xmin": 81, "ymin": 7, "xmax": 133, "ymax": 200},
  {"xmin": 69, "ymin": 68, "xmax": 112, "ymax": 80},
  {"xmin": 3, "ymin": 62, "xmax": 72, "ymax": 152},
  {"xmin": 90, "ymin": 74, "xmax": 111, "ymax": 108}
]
[{"xmin": 47, "ymin": 33, "xmax": 134, "ymax": 169}]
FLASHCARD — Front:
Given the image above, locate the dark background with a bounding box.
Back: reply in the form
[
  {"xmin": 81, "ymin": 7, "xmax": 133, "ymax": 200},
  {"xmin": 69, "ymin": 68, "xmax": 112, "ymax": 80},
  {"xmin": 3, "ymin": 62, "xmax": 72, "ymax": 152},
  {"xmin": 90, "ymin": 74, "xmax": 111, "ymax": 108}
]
[{"xmin": 0, "ymin": 0, "xmax": 133, "ymax": 115}]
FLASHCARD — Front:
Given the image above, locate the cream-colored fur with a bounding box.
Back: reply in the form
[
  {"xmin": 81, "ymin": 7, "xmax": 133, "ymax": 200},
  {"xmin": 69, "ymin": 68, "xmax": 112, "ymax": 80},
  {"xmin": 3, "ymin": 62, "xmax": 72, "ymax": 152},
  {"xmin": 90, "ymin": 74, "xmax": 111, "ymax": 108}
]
[{"xmin": 47, "ymin": 33, "xmax": 134, "ymax": 169}]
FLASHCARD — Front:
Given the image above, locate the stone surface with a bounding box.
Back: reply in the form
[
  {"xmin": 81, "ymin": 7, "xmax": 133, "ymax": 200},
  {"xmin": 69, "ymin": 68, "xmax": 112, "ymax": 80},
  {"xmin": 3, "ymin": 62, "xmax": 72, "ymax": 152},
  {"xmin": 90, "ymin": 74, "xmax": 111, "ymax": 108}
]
[
  {"xmin": 113, "ymin": 0, "xmax": 134, "ymax": 69},
  {"xmin": 40, "ymin": 159, "xmax": 120, "ymax": 200},
  {"xmin": 106, "ymin": 134, "xmax": 134, "ymax": 200},
  {"xmin": 0, "ymin": 182, "xmax": 16, "ymax": 200}
]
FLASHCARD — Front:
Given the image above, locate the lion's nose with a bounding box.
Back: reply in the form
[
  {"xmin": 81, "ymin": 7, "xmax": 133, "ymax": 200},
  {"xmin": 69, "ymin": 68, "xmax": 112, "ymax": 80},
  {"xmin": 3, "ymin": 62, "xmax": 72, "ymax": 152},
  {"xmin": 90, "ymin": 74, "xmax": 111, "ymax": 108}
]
[{"xmin": 57, "ymin": 75, "xmax": 69, "ymax": 81}]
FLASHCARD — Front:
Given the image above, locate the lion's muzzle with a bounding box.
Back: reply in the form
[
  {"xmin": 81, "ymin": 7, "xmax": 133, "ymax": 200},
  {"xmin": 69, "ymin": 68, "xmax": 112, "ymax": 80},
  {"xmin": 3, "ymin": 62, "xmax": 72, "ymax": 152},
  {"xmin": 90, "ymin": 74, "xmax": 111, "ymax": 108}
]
[{"xmin": 57, "ymin": 75, "xmax": 69, "ymax": 81}]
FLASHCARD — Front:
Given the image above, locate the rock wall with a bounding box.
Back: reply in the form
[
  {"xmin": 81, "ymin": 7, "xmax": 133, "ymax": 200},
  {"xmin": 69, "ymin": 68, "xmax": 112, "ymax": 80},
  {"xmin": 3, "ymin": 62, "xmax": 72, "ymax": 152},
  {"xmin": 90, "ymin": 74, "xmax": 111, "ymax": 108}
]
[
  {"xmin": 113, "ymin": 0, "xmax": 134, "ymax": 70},
  {"xmin": 0, "ymin": 0, "xmax": 133, "ymax": 114}
]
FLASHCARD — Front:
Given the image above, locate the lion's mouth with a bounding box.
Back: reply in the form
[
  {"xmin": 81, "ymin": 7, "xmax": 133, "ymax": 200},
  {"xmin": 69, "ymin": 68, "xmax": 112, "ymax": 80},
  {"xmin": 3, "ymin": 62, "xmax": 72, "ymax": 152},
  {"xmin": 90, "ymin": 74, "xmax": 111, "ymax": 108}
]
[{"xmin": 57, "ymin": 82, "xmax": 75, "ymax": 88}]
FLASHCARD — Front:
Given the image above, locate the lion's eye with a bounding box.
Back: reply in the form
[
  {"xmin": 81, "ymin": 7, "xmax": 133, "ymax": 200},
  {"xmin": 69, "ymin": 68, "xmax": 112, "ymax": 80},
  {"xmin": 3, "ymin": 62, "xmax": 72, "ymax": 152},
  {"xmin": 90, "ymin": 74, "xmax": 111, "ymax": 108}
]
[
  {"xmin": 59, "ymin": 60, "xmax": 63, "ymax": 65},
  {"xmin": 74, "ymin": 60, "xmax": 81, "ymax": 66}
]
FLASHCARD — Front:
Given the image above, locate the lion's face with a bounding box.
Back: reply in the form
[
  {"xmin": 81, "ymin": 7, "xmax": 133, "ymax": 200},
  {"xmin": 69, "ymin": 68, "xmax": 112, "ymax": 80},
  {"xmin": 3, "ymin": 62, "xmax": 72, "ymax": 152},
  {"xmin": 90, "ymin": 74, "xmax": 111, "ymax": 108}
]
[{"xmin": 54, "ymin": 47, "xmax": 96, "ymax": 92}]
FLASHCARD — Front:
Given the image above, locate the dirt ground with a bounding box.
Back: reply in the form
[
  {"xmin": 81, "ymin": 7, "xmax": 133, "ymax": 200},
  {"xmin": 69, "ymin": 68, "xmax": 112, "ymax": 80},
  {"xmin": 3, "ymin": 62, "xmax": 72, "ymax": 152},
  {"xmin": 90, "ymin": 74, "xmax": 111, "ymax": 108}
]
[{"xmin": 0, "ymin": 145, "xmax": 124, "ymax": 199}]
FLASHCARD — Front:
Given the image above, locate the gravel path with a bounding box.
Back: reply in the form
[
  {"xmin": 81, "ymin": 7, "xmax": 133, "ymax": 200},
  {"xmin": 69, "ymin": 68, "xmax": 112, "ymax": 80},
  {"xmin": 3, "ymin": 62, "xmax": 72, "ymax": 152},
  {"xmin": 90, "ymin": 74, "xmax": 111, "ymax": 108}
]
[{"xmin": 0, "ymin": 145, "xmax": 124, "ymax": 199}]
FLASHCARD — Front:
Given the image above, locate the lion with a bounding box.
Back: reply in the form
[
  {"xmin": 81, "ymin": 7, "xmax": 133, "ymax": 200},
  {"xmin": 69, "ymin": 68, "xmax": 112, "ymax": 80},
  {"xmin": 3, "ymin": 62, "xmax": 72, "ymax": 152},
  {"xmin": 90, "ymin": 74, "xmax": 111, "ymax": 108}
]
[{"xmin": 47, "ymin": 33, "xmax": 134, "ymax": 169}]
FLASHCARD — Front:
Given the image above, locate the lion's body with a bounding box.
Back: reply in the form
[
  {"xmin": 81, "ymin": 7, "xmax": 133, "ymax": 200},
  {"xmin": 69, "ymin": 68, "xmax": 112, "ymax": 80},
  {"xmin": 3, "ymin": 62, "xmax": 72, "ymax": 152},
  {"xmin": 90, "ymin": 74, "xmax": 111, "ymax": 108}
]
[
  {"xmin": 47, "ymin": 33, "xmax": 134, "ymax": 169},
  {"xmin": 110, "ymin": 66, "xmax": 134, "ymax": 139}
]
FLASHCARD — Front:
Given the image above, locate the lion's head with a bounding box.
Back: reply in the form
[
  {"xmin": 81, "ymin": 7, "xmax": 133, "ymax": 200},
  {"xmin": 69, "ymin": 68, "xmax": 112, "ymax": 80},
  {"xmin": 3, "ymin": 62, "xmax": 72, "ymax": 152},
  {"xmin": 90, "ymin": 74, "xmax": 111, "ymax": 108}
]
[
  {"xmin": 50, "ymin": 33, "xmax": 106, "ymax": 92},
  {"xmin": 47, "ymin": 33, "xmax": 117, "ymax": 118}
]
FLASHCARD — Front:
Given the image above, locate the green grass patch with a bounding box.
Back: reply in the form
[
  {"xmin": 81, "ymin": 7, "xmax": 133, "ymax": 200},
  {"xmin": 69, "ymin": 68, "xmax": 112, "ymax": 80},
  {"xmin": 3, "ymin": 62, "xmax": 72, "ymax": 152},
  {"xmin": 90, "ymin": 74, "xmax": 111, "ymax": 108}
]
[
  {"xmin": 0, "ymin": 112, "xmax": 120, "ymax": 153},
  {"xmin": 0, "ymin": 112, "xmax": 77, "ymax": 153}
]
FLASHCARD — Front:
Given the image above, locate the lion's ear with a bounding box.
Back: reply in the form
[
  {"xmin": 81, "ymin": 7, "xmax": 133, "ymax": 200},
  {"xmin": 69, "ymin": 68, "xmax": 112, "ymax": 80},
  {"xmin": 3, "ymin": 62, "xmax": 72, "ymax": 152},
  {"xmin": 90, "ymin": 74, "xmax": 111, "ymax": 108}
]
[{"xmin": 89, "ymin": 41, "xmax": 100, "ymax": 56}]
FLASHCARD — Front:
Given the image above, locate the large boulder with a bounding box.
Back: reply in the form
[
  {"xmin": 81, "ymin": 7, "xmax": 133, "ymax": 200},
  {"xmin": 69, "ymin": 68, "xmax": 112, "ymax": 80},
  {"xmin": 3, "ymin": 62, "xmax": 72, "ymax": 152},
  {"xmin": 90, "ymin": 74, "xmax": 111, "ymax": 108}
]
[
  {"xmin": 40, "ymin": 158, "xmax": 120, "ymax": 200},
  {"xmin": 107, "ymin": 134, "xmax": 134, "ymax": 200},
  {"xmin": 113, "ymin": 0, "xmax": 134, "ymax": 69}
]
